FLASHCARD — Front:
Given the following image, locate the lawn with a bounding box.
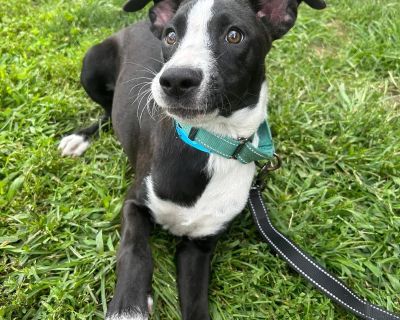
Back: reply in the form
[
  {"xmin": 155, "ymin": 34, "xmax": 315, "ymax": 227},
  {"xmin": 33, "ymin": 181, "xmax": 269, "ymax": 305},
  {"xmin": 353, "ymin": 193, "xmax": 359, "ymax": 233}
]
[{"xmin": 0, "ymin": 0, "xmax": 399, "ymax": 319}]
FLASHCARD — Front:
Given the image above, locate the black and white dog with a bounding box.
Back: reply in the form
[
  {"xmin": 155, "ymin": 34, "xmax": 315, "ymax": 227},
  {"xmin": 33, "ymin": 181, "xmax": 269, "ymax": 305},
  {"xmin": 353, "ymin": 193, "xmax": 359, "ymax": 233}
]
[{"xmin": 59, "ymin": 0, "xmax": 326, "ymax": 318}]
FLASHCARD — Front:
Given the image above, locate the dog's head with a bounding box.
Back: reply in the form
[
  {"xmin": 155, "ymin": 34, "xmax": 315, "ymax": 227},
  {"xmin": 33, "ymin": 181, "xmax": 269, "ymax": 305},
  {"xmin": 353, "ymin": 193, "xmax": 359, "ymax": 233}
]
[{"xmin": 125, "ymin": 0, "xmax": 326, "ymax": 125}]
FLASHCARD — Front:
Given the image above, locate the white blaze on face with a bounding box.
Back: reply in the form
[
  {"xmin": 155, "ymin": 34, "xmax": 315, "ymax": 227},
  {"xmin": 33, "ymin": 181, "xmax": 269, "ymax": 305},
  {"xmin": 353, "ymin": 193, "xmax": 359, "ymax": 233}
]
[
  {"xmin": 152, "ymin": 0, "xmax": 215, "ymax": 108},
  {"xmin": 168, "ymin": 0, "xmax": 215, "ymax": 69}
]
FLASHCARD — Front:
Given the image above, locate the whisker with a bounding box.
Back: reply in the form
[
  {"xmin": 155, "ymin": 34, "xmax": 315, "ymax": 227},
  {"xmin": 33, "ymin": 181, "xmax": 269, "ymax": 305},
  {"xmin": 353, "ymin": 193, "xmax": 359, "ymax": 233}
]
[
  {"xmin": 134, "ymin": 89, "xmax": 152, "ymax": 120},
  {"xmin": 130, "ymin": 81, "xmax": 151, "ymax": 100},
  {"xmin": 122, "ymin": 61, "xmax": 158, "ymax": 76},
  {"xmin": 149, "ymin": 97, "xmax": 158, "ymax": 119},
  {"xmin": 145, "ymin": 93, "xmax": 156, "ymax": 121},
  {"xmin": 132, "ymin": 89, "xmax": 151, "ymax": 105},
  {"xmin": 139, "ymin": 91, "xmax": 152, "ymax": 124},
  {"xmin": 138, "ymin": 87, "xmax": 155, "ymax": 124},
  {"xmin": 148, "ymin": 57, "xmax": 164, "ymax": 64},
  {"xmin": 123, "ymin": 77, "xmax": 154, "ymax": 85},
  {"xmin": 129, "ymin": 81, "xmax": 152, "ymax": 96}
]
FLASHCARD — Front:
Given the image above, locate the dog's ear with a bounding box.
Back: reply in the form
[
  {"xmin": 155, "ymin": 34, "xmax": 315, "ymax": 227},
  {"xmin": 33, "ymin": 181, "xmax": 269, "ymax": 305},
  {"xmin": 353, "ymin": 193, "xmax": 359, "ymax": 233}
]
[
  {"xmin": 255, "ymin": 0, "xmax": 326, "ymax": 40},
  {"xmin": 148, "ymin": 0, "xmax": 180, "ymax": 38},
  {"xmin": 123, "ymin": 0, "xmax": 152, "ymax": 12},
  {"xmin": 123, "ymin": 0, "xmax": 180, "ymax": 38}
]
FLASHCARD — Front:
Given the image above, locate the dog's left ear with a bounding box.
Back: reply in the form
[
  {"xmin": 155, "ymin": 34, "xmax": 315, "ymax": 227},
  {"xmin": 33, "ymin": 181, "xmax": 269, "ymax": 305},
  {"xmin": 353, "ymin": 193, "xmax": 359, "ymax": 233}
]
[
  {"xmin": 148, "ymin": 0, "xmax": 181, "ymax": 38},
  {"xmin": 123, "ymin": 0, "xmax": 180, "ymax": 38},
  {"xmin": 255, "ymin": 0, "xmax": 326, "ymax": 40}
]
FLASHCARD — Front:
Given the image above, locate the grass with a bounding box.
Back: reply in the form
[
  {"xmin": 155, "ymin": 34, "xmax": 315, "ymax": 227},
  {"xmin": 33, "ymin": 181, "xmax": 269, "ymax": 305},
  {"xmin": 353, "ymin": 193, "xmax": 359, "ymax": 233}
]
[{"xmin": 0, "ymin": 0, "xmax": 399, "ymax": 319}]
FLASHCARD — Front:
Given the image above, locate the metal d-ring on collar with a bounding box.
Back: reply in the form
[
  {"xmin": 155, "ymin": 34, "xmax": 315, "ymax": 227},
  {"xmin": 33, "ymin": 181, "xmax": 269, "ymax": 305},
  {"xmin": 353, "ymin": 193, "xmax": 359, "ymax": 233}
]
[{"xmin": 255, "ymin": 153, "xmax": 282, "ymax": 190}]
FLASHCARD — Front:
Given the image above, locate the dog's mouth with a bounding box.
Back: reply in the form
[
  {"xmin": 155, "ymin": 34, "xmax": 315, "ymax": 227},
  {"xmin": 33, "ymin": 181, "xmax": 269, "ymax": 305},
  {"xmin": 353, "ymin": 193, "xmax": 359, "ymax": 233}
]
[
  {"xmin": 163, "ymin": 105, "xmax": 213, "ymax": 119},
  {"xmin": 166, "ymin": 107, "xmax": 220, "ymax": 128},
  {"xmin": 152, "ymin": 86, "xmax": 216, "ymax": 121}
]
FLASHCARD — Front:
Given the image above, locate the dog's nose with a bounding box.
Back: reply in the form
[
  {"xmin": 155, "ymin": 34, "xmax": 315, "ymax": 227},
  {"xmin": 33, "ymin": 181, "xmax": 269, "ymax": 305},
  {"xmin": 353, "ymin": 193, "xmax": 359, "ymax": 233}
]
[{"xmin": 159, "ymin": 68, "xmax": 203, "ymax": 97}]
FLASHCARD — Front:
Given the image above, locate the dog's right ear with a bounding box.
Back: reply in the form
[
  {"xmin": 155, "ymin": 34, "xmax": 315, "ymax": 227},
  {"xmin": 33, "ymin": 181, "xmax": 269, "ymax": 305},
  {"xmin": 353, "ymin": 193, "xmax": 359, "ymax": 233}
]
[
  {"xmin": 123, "ymin": 0, "xmax": 180, "ymax": 38},
  {"xmin": 255, "ymin": 0, "xmax": 326, "ymax": 40}
]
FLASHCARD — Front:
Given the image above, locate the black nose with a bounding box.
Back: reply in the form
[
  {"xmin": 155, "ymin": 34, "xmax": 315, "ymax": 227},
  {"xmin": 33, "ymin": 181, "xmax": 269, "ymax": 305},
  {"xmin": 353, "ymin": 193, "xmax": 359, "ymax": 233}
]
[{"xmin": 159, "ymin": 68, "xmax": 203, "ymax": 98}]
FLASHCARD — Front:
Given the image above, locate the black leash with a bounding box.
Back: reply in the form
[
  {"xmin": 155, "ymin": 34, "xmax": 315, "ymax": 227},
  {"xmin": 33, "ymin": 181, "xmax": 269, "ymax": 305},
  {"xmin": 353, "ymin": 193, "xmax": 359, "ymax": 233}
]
[{"xmin": 248, "ymin": 185, "xmax": 400, "ymax": 320}]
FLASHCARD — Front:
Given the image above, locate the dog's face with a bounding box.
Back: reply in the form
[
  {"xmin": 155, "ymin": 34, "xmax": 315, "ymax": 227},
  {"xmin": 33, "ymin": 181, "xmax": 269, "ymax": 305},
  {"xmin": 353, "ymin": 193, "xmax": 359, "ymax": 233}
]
[
  {"xmin": 125, "ymin": 0, "xmax": 326, "ymax": 124},
  {"xmin": 151, "ymin": 0, "xmax": 273, "ymax": 123}
]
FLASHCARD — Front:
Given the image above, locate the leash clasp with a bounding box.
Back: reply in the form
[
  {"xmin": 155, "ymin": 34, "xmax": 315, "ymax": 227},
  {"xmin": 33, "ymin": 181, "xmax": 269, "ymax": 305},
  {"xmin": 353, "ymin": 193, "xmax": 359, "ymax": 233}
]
[{"xmin": 254, "ymin": 153, "xmax": 282, "ymax": 190}]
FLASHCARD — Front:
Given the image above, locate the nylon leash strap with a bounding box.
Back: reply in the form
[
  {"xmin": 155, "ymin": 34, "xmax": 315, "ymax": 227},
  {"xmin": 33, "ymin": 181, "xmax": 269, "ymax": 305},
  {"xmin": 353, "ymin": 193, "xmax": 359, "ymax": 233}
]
[{"xmin": 248, "ymin": 186, "xmax": 400, "ymax": 320}]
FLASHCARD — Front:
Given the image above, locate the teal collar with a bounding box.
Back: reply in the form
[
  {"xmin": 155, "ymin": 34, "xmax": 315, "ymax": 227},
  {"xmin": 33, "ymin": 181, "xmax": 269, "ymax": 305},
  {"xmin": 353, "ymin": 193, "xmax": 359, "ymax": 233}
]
[{"xmin": 175, "ymin": 120, "xmax": 275, "ymax": 164}]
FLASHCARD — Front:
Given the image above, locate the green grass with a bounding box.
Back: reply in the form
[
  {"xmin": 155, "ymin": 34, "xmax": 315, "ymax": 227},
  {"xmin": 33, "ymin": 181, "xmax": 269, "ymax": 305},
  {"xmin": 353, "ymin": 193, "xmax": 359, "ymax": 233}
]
[{"xmin": 0, "ymin": 0, "xmax": 399, "ymax": 319}]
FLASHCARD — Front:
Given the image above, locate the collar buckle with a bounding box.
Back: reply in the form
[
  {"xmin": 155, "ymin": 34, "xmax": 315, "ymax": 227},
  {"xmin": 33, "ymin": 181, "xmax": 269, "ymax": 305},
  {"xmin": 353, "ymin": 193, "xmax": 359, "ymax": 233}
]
[{"xmin": 232, "ymin": 137, "xmax": 250, "ymax": 159}]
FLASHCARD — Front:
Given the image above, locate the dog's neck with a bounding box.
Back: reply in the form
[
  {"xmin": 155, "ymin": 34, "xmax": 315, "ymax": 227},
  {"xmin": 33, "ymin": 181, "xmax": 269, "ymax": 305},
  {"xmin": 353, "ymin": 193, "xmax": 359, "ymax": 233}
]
[{"xmin": 173, "ymin": 81, "xmax": 268, "ymax": 139}]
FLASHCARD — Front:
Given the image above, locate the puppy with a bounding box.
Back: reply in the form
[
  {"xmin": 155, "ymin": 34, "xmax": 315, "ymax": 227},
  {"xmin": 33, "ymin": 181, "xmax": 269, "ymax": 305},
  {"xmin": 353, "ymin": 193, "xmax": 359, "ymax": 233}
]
[{"xmin": 59, "ymin": 0, "xmax": 326, "ymax": 319}]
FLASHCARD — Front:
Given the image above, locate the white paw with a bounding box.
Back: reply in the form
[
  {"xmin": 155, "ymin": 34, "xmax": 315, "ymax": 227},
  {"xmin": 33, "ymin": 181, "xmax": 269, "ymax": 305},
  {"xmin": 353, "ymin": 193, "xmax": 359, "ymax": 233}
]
[
  {"xmin": 105, "ymin": 297, "xmax": 152, "ymax": 320},
  {"xmin": 106, "ymin": 312, "xmax": 148, "ymax": 320},
  {"xmin": 147, "ymin": 296, "xmax": 153, "ymax": 314},
  {"xmin": 58, "ymin": 134, "xmax": 90, "ymax": 157}
]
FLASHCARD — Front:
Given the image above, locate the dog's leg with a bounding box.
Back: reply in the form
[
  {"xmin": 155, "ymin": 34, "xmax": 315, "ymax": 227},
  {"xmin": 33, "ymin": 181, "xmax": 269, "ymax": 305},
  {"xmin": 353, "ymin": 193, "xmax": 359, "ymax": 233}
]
[
  {"xmin": 59, "ymin": 38, "xmax": 118, "ymax": 157},
  {"xmin": 107, "ymin": 195, "xmax": 153, "ymax": 320},
  {"xmin": 176, "ymin": 236, "xmax": 219, "ymax": 320}
]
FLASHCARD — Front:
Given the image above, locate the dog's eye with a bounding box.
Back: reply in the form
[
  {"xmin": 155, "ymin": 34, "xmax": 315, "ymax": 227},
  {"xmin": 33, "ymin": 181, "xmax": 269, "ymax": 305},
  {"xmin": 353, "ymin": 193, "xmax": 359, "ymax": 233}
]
[
  {"xmin": 165, "ymin": 31, "xmax": 177, "ymax": 45},
  {"xmin": 226, "ymin": 29, "xmax": 244, "ymax": 44}
]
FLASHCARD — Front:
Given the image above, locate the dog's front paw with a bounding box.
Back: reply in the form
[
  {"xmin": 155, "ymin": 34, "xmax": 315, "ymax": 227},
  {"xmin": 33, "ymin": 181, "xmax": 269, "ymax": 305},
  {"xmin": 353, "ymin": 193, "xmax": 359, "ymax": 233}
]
[
  {"xmin": 106, "ymin": 311, "xmax": 148, "ymax": 320},
  {"xmin": 58, "ymin": 134, "xmax": 90, "ymax": 157},
  {"xmin": 106, "ymin": 296, "xmax": 153, "ymax": 320}
]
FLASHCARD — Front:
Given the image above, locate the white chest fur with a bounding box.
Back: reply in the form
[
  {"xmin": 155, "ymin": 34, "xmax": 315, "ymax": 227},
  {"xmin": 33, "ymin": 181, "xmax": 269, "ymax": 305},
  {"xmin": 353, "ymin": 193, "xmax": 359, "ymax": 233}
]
[
  {"xmin": 146, "ymin": 155, "xmax": 256, "ymax": 238},
  {"xmin": 147, "ymin": 81, "xmax": 269, "ymax": 238}
]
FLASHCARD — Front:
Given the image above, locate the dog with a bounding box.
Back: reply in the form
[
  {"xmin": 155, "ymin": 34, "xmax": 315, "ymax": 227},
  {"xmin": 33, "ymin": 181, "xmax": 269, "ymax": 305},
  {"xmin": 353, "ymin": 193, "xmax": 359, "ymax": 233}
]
[{"xmin": 59, "ymin": 0, "xmax": 326, "ymax": 319}]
